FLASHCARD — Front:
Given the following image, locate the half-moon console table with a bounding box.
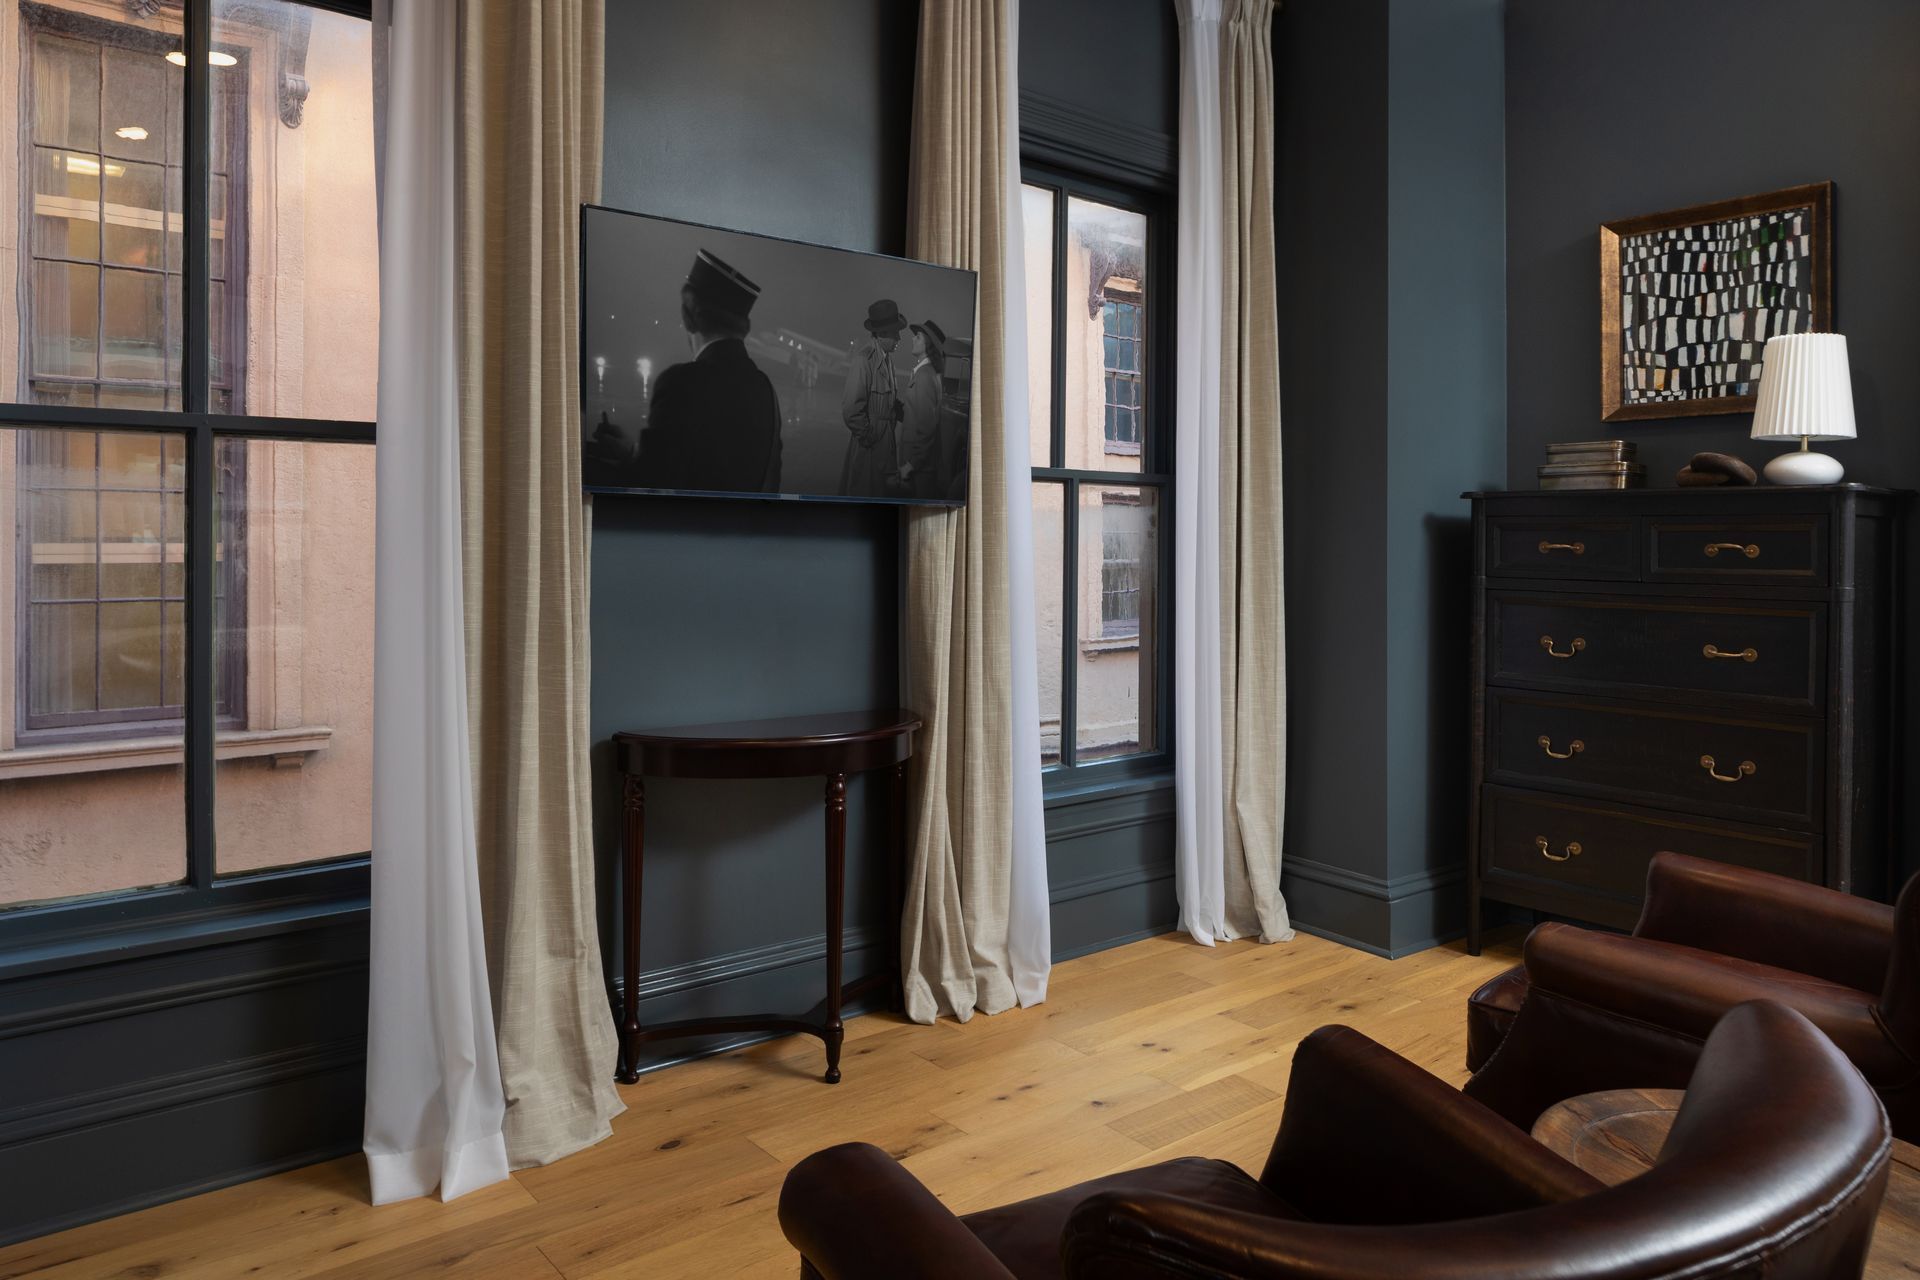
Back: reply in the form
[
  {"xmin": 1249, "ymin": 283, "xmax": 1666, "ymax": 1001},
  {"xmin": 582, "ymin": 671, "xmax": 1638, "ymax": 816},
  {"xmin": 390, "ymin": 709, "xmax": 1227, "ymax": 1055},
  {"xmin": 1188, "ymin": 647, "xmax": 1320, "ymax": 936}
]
[{"xmin": 611, "ymin": 709, "xmax": 922, "ymax": 1085}]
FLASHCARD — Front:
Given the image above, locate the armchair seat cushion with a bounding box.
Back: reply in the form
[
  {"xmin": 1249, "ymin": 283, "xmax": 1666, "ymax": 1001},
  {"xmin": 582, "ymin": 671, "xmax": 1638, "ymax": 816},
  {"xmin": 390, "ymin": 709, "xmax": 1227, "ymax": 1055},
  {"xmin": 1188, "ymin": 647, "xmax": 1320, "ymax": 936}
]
[
  {"xmin": 960, "ymin": 1156, "xmax": 1302, "ymax": 1279},
  {"xmin": 1466, "ymin": 964, "xmax": 1528, "ymax": 1072}
]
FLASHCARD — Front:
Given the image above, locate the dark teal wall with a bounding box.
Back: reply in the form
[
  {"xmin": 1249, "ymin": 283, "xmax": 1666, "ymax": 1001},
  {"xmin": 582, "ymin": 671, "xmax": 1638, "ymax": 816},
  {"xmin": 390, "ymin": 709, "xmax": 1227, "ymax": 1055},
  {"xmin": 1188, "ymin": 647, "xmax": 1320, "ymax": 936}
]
[
  {"xmin": 593, "ymin": 0, "xmax": 1185, "ymax": 1067},
  {"xmin": 1278, "ymin": 0, "xmax": 1506, "ymax": 954},
  {"xmin": 1504, "ymin": 0, "xmax": 1920, "ymax": 886},
  {"xmin": 1383, "ymin": 0, "xmax": 1505, "ymax": 946}
]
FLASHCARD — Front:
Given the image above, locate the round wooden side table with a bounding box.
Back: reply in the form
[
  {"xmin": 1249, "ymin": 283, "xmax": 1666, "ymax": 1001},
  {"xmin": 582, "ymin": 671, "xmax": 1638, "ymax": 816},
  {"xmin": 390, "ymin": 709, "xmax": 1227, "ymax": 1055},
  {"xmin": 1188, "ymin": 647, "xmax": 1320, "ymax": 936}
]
[{"xmin": 1532, "ymin": 1088, "xmax": 1920, "ymax": 1276}]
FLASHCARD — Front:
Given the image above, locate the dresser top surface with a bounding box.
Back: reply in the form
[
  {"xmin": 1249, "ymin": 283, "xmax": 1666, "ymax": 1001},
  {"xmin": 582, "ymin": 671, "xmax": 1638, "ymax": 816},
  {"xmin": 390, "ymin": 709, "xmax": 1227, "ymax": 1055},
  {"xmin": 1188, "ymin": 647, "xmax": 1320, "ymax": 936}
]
[{"xmin": 1464, "ymin": 483, "xmax": 1910, "ymax": 500}]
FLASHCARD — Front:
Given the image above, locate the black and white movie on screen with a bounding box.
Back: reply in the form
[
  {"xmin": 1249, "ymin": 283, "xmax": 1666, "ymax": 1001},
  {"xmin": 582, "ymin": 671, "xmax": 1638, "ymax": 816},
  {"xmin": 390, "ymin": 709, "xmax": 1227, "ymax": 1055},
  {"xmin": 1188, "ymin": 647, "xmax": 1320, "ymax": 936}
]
[{"xmin": 580, "ymin": 205, "xmax": 978, "ymax": 507}]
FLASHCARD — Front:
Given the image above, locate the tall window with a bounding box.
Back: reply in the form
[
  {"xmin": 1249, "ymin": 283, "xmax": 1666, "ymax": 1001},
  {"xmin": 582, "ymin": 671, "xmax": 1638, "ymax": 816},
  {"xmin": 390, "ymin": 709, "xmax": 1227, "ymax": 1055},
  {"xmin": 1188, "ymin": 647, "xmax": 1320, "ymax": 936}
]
[
  {"xmin": 1024, "ymin": 172, "xmax": 1167, "ymax": 773},
  {"xmin": 1, "ymin": 0, "xmax": 377, "ymax": 923}
]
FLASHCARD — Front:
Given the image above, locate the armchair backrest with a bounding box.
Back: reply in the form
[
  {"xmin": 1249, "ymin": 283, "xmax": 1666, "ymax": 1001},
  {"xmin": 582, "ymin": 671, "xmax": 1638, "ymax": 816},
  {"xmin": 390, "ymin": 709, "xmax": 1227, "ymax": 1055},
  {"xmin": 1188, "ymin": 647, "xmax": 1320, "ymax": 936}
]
[{"xmin": 1065, "ymin": 1002, "xmax": 1889, "ymax": 1280}]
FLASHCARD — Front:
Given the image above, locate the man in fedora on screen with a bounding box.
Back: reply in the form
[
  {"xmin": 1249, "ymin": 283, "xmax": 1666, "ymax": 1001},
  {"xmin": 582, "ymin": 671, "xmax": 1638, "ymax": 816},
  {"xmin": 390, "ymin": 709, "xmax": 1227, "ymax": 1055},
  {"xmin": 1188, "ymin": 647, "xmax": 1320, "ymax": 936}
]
[
  {"xmin": 839, "ymin": 298, "xmax": 907, "ymax": 497},
  {"xmin": 636, "ymin": 248, "xmax": 783, "ymax": 493}
]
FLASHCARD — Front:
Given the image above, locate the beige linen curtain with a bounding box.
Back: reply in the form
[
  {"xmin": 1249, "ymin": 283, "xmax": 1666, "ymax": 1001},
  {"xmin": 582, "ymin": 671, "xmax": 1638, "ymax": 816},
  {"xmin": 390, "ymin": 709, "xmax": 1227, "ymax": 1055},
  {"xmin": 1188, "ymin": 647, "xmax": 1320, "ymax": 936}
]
[
  {"xmin": 1217, "ymin": 0, "xmax": 1288, "ymax": 942},
  {"xmin": 901, "ymin": 0, "xmax": 1048, "ymax": 1022},
  {"xmin": 1172, "ymin": 0, "xmax": 1289, "ymax": 944},
  {"xmin": 456, "ymin": 0, "xmax": 624, "ymax": 1167}
]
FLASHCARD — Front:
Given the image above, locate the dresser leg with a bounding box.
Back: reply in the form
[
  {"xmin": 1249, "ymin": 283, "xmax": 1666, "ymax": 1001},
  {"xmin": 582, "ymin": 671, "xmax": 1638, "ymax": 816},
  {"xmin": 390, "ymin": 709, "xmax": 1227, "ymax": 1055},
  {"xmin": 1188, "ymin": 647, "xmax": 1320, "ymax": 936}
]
[
  {"xmin": 617, "ymin": 774, "xmax": 646, "ymax": 1085},
  {"xmin": 823, "ymin": 772, "xmax": 847, "ymax": 1083}
]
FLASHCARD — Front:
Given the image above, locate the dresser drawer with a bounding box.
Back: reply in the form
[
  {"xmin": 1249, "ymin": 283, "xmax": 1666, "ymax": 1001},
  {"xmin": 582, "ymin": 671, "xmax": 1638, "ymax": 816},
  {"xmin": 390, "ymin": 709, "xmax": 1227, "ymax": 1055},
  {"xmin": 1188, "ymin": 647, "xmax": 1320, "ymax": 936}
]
[
  {"xmin": 1488, "ymin": 593, "xmax": 1824, "ymax": 711},
  {"xmin": 1645, "ymin": 517, "xmax": 1827, "ymax": 586},
  {"xmin": 1486, "ymin": 517, "xmax": 1637, "ymax": 581},
  {"xmin": 1486, "ymin": 692, "xmax": 1821, "ymax": 828},
  {"xmin": 1480, "ymin": 787, "xmax": 1815, "ymax": 907}
]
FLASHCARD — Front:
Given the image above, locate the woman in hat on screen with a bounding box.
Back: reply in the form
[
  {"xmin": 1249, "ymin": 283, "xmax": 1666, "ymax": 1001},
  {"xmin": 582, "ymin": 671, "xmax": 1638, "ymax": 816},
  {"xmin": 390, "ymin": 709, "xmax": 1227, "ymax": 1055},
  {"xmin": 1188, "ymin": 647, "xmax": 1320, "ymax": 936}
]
[
  {"xmin": 895, "ymin": 318, "xmax": 948, "ymax": 500},
  {"xmin": 839, "ymin": 298, "xmax": 908, "ymax": 497}
]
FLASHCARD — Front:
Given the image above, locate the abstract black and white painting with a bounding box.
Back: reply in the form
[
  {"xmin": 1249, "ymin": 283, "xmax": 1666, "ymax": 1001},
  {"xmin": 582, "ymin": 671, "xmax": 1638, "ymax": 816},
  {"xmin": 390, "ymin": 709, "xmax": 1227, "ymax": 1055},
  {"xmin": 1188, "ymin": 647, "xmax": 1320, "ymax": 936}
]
[
  {"xmin": 579, "ymin": 205, "xmax": 978, "ymax": 506},
  {"xmin": 1599, "ymin": 182, "xmax": 1832, "ymax": 421}
]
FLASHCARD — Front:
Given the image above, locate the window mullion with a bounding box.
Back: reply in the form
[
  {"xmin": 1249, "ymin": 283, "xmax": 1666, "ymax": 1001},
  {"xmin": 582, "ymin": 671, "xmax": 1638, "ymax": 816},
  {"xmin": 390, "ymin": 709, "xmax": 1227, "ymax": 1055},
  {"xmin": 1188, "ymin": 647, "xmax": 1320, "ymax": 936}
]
[
  {"xmin": 182, "ymin": 0, "xmax": 216, "ymax": 887},
  {"xmin": 1060, "ymin": 476, "xmax": 1078, "ymax": 771}
]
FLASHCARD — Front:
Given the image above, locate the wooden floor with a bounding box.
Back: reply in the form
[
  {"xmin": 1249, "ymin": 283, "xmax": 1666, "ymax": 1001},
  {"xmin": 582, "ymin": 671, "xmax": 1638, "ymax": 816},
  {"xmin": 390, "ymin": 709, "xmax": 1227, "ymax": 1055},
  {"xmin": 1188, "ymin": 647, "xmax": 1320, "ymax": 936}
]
[{"xmin": 0, "ymin": 928, "xmax": 1521, "ymax": 1279}]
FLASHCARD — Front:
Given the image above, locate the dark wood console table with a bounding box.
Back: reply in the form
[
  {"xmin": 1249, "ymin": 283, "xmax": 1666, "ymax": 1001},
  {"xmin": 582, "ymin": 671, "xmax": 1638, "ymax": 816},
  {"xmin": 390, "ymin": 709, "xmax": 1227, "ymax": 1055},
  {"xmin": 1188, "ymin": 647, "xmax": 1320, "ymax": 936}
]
[{"xmin": 612, "ymin": 709, "xmax": 921, "ymax": 1085}]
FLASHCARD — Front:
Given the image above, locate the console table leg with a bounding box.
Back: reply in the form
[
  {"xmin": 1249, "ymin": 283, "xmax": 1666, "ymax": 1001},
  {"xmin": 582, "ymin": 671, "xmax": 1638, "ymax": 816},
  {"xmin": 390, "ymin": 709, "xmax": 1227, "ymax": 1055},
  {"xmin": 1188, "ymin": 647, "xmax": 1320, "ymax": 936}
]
[
  {"xmin": 617, "ymin": 774, "xmax": 646, "ymax": 1084},
  {"xmin": 889, "ymin": 760, "xmax": 906, "ymax": 1013},
  {"xmin": 824, "ymin": 772, "xmax": 847, "ymax": 1084}
]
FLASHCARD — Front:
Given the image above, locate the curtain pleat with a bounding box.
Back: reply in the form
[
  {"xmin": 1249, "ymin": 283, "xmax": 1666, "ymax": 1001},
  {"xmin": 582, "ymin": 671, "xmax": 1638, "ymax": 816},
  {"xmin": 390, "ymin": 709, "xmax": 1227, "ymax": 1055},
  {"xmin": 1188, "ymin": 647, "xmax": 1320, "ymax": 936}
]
[
  {"xmin": 901, "ymin": 0, "xmax": 1050, "ymax": 1022},
  {"xmin": 1174, "ymin": 0, "xmax": 1291, "ymax": 946},
  {"xmin": 456, "ymin": 0, "xmax": 624, "ymax": 1168}
]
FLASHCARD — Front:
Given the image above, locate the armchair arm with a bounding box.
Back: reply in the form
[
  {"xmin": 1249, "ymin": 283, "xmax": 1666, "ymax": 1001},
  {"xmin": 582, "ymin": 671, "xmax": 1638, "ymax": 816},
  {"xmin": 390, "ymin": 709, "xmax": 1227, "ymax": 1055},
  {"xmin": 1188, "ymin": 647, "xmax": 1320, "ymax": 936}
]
[
  {"xmin": 1635, "ymin": 851, "xmax": 1896, "ymax": 992},
  {"xmin": 1258, "ymin": 1026, "xmax": 1600, "ymax": 1224},
  {"xmin": 1879, "ymin": 872, "xmax": 1920, "ymax": 1057},
  {"xmin": 778, "ymin": 1142, "xmax": 1016, "ymax": 1280}
]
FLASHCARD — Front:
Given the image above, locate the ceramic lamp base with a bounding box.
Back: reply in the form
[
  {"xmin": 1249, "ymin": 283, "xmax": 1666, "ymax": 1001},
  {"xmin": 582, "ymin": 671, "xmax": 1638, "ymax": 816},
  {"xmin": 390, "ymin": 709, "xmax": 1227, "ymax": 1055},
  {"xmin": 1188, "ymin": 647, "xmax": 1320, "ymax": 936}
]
[{"xmin": 1763, "ymin": 447, "xmax": 1844, "ymax": 486}]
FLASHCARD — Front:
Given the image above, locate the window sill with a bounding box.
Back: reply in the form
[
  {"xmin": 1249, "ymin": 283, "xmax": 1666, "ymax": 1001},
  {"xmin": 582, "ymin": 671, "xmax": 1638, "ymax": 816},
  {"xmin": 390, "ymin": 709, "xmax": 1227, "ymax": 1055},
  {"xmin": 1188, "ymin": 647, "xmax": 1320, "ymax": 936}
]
[
  {"xmin": 0, "ymin": 726, "xmax": 333, "ymax": 781},
  {"xmin": 1081, "ymin": 635, "xmax": 1141, "ymax": 655}
]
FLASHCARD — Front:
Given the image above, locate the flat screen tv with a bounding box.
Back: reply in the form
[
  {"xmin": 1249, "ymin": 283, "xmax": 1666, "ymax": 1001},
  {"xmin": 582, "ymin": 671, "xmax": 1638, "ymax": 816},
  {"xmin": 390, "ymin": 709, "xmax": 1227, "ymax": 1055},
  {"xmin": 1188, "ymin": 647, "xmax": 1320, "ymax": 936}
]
[{"xmin": 579, "ymin": 205, "xmax": 977, "ymax": 506}]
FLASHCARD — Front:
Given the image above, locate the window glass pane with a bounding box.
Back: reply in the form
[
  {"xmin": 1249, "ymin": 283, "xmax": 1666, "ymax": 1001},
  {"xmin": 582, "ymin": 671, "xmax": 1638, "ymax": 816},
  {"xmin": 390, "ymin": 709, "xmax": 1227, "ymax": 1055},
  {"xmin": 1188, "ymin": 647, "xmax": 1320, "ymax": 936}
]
[
  {"xmin": 32, "ymin": 32, "xmax": 99, "ymax": 152},
  {"xmin": 216, "ymin": 442, "xmax": 374, "ymax": 874},
  {"xmin": 1076, "ymin": 484, "xmax": 1158, "ymax": 762},
  {"xmin": 209, "ymin": 0, "xmax": 380, "ymax": 420},
  {"xmin": 1033, "ymin": 478, "xmax": 1065, "ymax": 767},
  {"xmin": 33, "ymin": 260, "xmax": 100, "ymax": 379},
  {"xmin": 33, "ymin": 145, "xmax": 101, "ymax": 260},
  {"xmin": 21, "ymin": 8, "xmax": 181, "ymax": 408},
  {"xmin": 101, "ymin": 267, "xmax": 166, "ymax": 381},
  {"xmin": 3, "ymin": 427, "xmax": 188, "ymax": 910},
  {"xmin": 104, "ymin": 159, "xmax": 166, "ymax": 267},
  {"xmin": 1063, "ymin": 197, "xmax": 1147, "ymax": 471},
  {"xmin": 1022, "ymin": 183, "xmax": 1054, "ymax": 469}
]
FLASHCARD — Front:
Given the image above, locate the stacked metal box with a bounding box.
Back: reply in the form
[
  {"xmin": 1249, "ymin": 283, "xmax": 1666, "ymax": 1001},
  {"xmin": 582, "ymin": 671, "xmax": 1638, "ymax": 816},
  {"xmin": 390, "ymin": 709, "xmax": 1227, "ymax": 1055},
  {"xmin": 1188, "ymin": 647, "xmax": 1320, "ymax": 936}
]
[{"xmin": 1537, "ymin": 439, "xmax": 1645, "ymax": 490}]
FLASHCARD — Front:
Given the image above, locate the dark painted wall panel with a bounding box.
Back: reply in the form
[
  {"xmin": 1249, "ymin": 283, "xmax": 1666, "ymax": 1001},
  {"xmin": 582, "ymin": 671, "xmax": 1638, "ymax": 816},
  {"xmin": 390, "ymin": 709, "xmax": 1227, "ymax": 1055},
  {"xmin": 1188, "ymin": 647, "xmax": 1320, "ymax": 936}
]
[
  {"xmin": 1505, "ymin": 0, "xmax": 1920, "ymax": 885},
  {"xmin": 1276, "ymin": 0, "xmax": 1392, "ymax": 893}
]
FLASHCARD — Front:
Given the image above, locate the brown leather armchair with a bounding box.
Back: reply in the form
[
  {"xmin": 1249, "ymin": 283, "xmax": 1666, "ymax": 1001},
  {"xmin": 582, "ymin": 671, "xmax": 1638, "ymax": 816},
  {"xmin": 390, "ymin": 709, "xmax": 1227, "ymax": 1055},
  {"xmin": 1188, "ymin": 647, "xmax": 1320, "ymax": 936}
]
[
  {"xmin": 1466, "ymin": 851, "xmax": 1920, "ymax": 1139},
  {"xmin": 779, "ymin": 1001, "xmax": 1890, "ymax": 1279}
]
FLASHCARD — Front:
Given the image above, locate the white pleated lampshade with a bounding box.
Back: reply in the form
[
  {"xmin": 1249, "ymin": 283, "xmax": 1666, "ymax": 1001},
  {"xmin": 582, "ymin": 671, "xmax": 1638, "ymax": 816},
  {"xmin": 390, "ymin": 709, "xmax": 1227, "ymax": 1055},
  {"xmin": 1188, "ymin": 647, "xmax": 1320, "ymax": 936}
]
[{"xmin": 1750, "ymin": 333, "xmax": 1857, "ymax": 442}]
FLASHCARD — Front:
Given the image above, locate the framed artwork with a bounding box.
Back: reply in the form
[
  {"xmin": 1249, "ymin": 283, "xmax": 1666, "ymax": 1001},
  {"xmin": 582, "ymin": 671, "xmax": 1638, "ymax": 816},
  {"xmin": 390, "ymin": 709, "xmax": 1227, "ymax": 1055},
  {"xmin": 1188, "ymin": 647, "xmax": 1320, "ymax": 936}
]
[{"xmin": 1600, "ymin": 181, "xmax": 1833, "ymax": 421}]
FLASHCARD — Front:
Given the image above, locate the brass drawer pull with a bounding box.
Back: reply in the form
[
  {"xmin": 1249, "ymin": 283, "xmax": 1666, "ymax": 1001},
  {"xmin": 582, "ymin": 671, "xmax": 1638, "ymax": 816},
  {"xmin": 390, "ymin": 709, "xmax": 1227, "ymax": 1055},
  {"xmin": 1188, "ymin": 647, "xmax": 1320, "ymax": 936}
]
[
  {"xmin": 1540, "ymin": 634, "xmax": 1587, "ymax": 659},
  {"xmin": 1700, "ymin": 755, "xmax": 1757, "ymax": 783},
  {"xmin": 1704, "ymin": 541, "xmax": 1760, "ymax": 559},
  {"xmin": 1538, "ymin": 540, "xmax": 1586, "ymax": 555},
  {"xmin": 1537, "ymin": 735, "xmax": 1585, "ymax": 760},
  {"xmin": 1702, "ymin": 644, "xmax": 1758, "ymax": 662},
  {"xmin": 1535, "ymin": 836, "xmax": 1583, "ymax": 863}
]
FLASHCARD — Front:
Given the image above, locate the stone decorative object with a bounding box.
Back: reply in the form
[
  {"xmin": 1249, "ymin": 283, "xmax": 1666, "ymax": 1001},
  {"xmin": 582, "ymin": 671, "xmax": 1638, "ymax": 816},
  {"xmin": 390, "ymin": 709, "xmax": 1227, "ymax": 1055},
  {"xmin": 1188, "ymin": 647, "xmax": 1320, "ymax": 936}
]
[{"xmin": 1676, "ymin": 451, "xmax": 1758, "ymax": 487}]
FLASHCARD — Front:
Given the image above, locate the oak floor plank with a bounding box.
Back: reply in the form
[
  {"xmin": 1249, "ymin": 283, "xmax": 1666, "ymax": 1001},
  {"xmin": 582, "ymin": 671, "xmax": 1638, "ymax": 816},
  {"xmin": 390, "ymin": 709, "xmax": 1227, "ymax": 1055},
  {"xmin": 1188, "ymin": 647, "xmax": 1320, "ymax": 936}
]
[{"xmin": 0, "ymin": 930, "xmax": 1525, "ymax": 1279}]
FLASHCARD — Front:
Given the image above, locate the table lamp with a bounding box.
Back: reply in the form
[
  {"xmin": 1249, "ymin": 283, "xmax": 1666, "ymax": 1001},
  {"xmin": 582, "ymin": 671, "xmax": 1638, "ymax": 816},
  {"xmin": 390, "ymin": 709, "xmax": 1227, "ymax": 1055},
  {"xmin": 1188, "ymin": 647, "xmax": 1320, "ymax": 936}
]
[{"xmin": 1749, "ymin": 332, "xmax": 1856, "ymax": 485}]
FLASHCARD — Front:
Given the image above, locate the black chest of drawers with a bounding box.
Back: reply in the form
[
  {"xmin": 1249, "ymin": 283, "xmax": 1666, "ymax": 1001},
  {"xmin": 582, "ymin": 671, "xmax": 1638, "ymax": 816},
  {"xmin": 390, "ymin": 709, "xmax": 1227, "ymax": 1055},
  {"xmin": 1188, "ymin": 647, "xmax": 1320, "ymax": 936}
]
[{"xmin": 1464, "ymin": 485, "xmax": 1907, "ymax": 952}]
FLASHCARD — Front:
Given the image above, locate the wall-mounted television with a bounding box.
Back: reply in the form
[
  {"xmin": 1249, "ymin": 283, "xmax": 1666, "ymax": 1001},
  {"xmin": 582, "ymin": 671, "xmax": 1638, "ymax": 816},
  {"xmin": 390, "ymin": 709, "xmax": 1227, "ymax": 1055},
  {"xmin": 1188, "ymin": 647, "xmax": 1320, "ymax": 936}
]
[{"xmin": 579, "ymin": 205, "xmax": 977, "ymax": 506}]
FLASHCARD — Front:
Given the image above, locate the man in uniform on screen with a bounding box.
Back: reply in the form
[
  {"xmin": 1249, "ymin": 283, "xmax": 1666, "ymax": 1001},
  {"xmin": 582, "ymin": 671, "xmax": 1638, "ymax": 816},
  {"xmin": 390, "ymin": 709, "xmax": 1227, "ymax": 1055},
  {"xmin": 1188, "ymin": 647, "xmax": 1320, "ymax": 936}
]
[{"xmin": 637, "ymin": 249, "xmax": 783, "ymax": 493}]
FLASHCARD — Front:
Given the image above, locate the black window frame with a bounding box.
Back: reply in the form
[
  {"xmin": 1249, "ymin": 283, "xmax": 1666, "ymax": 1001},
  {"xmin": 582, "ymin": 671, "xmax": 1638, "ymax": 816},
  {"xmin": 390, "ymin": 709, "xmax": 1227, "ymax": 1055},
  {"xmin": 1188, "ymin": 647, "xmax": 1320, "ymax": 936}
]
[
  {"xmin": 0, "ymin": 0, "xmax": 375, "ymax": 975},
  {"xmin": 1024, "ymin": 163, "xmax": 1174, "ymax": 789}
]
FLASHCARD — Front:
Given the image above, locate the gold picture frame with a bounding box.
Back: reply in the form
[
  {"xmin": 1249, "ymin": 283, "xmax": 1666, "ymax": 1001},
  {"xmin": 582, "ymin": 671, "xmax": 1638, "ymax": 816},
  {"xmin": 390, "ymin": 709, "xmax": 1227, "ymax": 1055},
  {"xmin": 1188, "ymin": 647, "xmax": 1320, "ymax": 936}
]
[{"xmin": 1600, "ymin": 181, "xmax": 1833, "ymax": 422}]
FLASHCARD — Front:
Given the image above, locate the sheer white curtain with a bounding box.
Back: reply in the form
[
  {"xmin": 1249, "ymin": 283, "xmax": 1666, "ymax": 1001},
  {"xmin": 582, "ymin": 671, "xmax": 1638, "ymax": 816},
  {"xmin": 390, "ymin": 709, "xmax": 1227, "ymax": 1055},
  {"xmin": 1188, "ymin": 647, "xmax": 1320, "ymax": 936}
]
[
  {"xmin": 1173, "ymin": 0, "xmax": 1291, "ymax": 947},
  {"xmin": 363, "ymin": 0, "xmax": 510, "ymax": 1204},
  {"xmin": 1001, "ymin": 0, "xmax": 1051, "ymax": 1009}
]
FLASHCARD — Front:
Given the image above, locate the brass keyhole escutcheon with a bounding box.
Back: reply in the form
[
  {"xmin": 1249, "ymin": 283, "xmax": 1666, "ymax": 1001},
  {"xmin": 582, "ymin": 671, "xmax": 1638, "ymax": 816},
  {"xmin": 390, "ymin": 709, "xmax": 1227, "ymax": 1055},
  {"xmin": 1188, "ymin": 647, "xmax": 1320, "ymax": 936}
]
[
  {"xmin": 1538, "ymin": 735, "xmax": 1584, "ymax": 760},
  {"xmin": 1535, "ymin": 836, "xmax": 1582, "ymax": 863},
  {"xmin": 1540, "ymin": 635, "xmax": 1586, "ymax": 659},
  {"xmin": 1700, "ymin": 755, "xmax": 1757, "ymax": 783}
]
